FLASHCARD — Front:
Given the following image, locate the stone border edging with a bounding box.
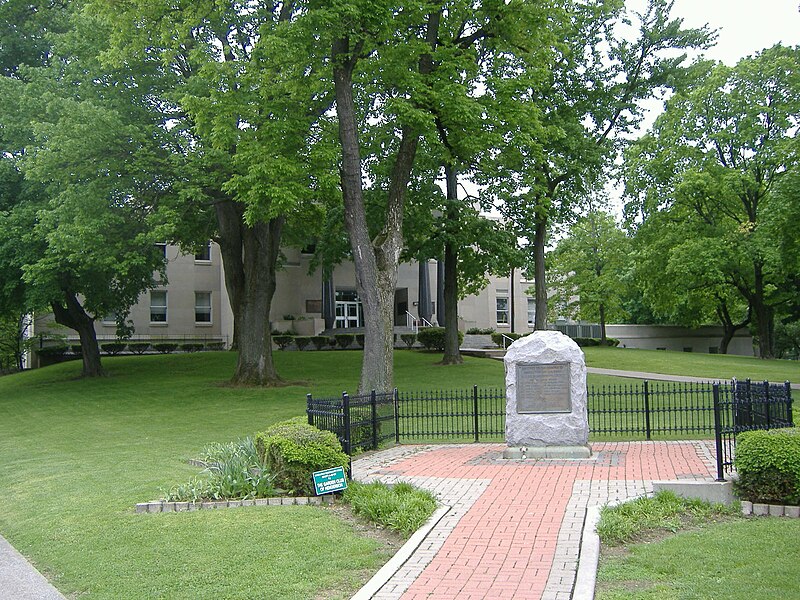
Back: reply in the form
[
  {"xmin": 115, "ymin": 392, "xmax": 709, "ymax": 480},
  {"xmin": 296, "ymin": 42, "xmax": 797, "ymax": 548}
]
[
  {"xmin": 740, "ymin": 501, "xmax": 800, "ymax": 518},
  {"xmin": 572, "ymin": 505, "xmax": 602, "ymax": 600},
  {"xmin": 351, "ymin": 505, "xmax": 452, "ymax": 600},
  {"xmin": 135, "ymin": 495, "xmax": 336, "ymax": 513}
]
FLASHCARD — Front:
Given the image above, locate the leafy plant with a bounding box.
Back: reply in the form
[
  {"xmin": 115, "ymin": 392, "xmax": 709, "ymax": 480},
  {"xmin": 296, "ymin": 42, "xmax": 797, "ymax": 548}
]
[
  {"xmin": 165, "ymin": 437, "xmax": 277, "ymax": 502},
  {"xmin": 334, "ymin": 334, "xmax": 355, "ymax": 349},
  {"xmin": 294, "ymin": 336, "xmax": 311, "ymax": 351},
  {"xmin": 400, "ymin": 333, "xmax": 416, "ymax": 348},
  {"xmin": 466, "ymin": 327, "xmax": 495, "ymax": 335},
  {"xmin": 152, "ymin": 343, "xmax": 178, "ymax": 354},
  {"xmin": 273, "ymin": 335, "xmax": 294, "ymax": 350},
  {"xmin": 734, "ymin": 428, "xmax": 800, "ymax": 505},
  {"xmin": 310, "ymin": 336, "xmax": 331, "ymax": 350},
  {"xmin": 255, "ymin": 418, "xmax": 349, "ymax": 496},
  {"xmin": 127, "ymin": 342, "xmax": 150, "ymax": 354},
  {"xmin": 181, "ymin": 342, "xmax": 205, "ymax": 353},
  {"xmin": 343, "ymin": 481, "xmax": 437, "ymax": 537},
  {"xmin": 355, "ymin": 334, "xmax": 365, "ymax": 348},
  {"xmin": 417, "ymin": 327, "xmax": 463, "ymax": 351},
  {"xmin": 205, "ymin": 341, "xmax": 226, "ymax": 351},
  {"xmin": 101, "ymin": 342, "xmax": 126, "ymax": 355}
]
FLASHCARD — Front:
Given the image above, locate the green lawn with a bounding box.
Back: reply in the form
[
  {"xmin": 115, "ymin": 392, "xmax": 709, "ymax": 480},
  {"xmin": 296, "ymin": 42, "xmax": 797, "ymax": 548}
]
[
  {"xmin": 596, "ymin": 518, "xmax": 800, "ymax": 599},
  {"xmin": 1, "ymin": 348, "xmax": 796, "ymax": 598},
  {"xmin": 584, "ymin": 346, "xmax": 800, "ymax": 382}
]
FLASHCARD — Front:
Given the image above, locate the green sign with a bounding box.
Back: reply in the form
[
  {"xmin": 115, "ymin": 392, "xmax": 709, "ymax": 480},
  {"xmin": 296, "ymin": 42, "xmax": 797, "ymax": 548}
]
[{"xmin": 312, "ymin": 466, "xmax": 348, "ymax": 495}]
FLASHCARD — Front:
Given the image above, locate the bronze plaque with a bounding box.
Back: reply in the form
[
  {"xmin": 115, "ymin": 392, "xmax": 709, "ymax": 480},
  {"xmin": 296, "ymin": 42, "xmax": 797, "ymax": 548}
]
[{"xmin": 516, "ymin": 362, "xmax": 571, "ymax": 413}]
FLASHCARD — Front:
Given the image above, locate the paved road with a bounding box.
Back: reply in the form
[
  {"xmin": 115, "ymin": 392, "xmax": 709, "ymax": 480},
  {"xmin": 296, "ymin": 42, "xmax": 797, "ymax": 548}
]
[
  {"xmin": 353, "ymin": 440, "xmax": 717, "ymax": 600},
  {"xmin": 587, "ymin": 367, "xmax": 800, "ymax": 390}
]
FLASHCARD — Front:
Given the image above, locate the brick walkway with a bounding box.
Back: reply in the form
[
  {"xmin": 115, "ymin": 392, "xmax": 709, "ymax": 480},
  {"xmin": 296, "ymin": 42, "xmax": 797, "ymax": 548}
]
[{"xmin": 353, "ymin": 441, "xmax": 717, "ymax": 600}]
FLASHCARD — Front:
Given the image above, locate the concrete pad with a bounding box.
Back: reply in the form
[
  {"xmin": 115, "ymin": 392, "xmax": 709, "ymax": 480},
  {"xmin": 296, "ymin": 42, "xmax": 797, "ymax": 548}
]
[
  {"xmin": 652, "ymin": 480, "xmax": 736, "ymax": 505},
  {"xmin": 0, "ymin": 534, "xmax": 65, "ymax": 600},
  {"xmin": 503, "ymin": 445, "xmax": 593, "ymax": 459}
]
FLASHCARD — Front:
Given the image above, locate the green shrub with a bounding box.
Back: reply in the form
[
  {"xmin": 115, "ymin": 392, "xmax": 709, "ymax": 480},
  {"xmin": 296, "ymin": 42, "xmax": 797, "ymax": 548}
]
[
  {"xmin": 255, "ymin": 418, "xmax": 349, "ymax": 496},
  {"xmin": 127, "ymin": 342, "xmax": 150, "ymax": 355},
  {"xmin": 205, "ymin": 341, "xmax": 226, "ymax": 351},
  {"xmin": 272, "ymin": 335, "xmax": 294, "ymax": 350},
  {"xmin": 294, "ymin": 336, "xmax": 311, "ymax": 351},
  {"xmin": 334, "ymin": 334, "xmax": 355, "ymax": 349},
  {"xmin": 466, "ymin": 327, "xmax": 495, "ymax": 335},
  {"xmin": 152, "ymin": 343, "xmax": 178, "ymax": 354},
  {"xmin": 416, "ymin": 327, "xmax": 463, "ymax": 351},
  {"xmin": 400, "ymin": 333, "xmax": 417, "ymax": 348},
  {"xmin": 355, "ymin": 334, "xmax": 365, "ymax": 348},
  {"xmin": 734, "ymin": 428, "xmax": 800, "ymax": 505},
  {"xmin": 181, "ymin": 342, "xmax": 205, "ymax": 353},
  {"xmin": 37, "ymin": 345, "xmax": 68, "ymax": 357},
  {"xmin": 101, "ymin": 342, "xmax": 126, "ymax": 355},
  {"xmin": 310, "ymin": 336, "xmax": 331, "ymax": 350},
  {"xmin": 571, "ymin": 337, "xmax": 620, "ymax": 347},
  {"xmin": 490, "ymin": 331, "xmax": 524, "ymax": 348},
  {"xmin": 70, "ymin": 344, "xmax": 83, "ymax": 355},
  {"xmin": 343, "ymin": 481, "xmax": 437, "ymax": 537}
]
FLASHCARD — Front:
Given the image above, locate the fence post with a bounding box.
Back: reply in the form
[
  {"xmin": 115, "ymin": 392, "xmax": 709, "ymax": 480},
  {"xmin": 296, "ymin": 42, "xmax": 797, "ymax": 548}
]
[
  {"xmin": 764, "ymin": 380, "xmax": 771, "ymax": 429},
  {"xmin": 371, "ymin": 389, "xmax": 378, "ymax": 450},
  {"xmin": 342, "ymin": 392, "xmax": 351, "ymax": 455},
  {"xmin": 786, "ymin": 382, "xmax": 794, "ymax": 427},
  {"xmin": 712, "ymin": 383, "xmax": 725, "ymax": 481},
  {"xmin": 306, "ymin": 393, "xmax": 314, "ymax": 426},
  {"xmin": 394, "ymin": 388, "xmax": 400, "ymax": 444},
  {"xmin": 643, "ymin": 380, "xmax": 652, "ymax": 441},
  {"xmin": 473, "ymin": 385, "xmax": 480, "ymax": 443}
]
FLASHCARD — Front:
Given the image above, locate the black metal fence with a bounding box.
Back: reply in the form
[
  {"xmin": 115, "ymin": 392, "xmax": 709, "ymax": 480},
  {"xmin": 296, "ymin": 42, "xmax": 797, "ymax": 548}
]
[{"xmin": 307, "ymin": 378, "xmax": 794, "ymax": 480}]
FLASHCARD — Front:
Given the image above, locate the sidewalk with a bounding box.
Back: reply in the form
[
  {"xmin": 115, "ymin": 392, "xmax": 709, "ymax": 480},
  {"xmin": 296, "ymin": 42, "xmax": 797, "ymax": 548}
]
[
  {"xmin": 0, "ymin": 534, "xmax": 65, "ymax": 600},
  {"xmin": 353, "ymin": 440, "xmax": 718, "ymax": 600}
]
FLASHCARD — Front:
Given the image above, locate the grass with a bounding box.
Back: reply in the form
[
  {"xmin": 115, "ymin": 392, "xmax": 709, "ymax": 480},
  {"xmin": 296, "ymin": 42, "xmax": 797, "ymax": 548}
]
[
  {"xmin": 584, "ymin": 346, "xmax": 800, "ymax": 382},
  {"xmin": 596, "ymin": 518, "xmax": 800, "ymax": 599},
  {"xmin": 343, "ymin": 481, "xmax": 438, "ymax": 536}
]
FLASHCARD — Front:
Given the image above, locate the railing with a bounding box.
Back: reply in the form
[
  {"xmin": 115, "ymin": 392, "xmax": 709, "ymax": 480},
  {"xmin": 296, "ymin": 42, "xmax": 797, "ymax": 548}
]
[
  {"xmin": 406, "ymin": 312, "xmax": 434, "ymax": 333},
  {"xmin": 500, "ymin": 334, "xmax": 515, "ymax": 349},
  {"xmin": 307, "ymin": 379, "xmax": 794, "ymax": 482}
]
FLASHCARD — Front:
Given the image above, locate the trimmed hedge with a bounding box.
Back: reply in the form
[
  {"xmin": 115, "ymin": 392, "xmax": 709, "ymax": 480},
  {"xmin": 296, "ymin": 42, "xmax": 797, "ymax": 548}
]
[
  {"xmin": 152, "ymin": 343, "xmax": 178, "ymax": 354},
  {"xmin": 101, "ymin": 342, "xmax": 126, "ymax": 355},
  {"xmin": 400, "ymin": 333, "xmax": 417, "ymax": 348},
  {"xmin": 734, "ymin": 428, "xmax": 800, "ymax": 506},
  {"xmin": 181, "ymin": 342, "xmax": 204, "ymax": 353},
  {"xmin": 255, "ymin": 418, "xmax": 349, "ymax": 496},
  {"xmin": 416, "ymin": 327, "xmax": 464, "ymax": 351},
  {"xmin": 310, "ymin": 336, "xmax": 330, "ymax": 350},
  {"xmin": 490, "ymin": 331, "xmax": 526, "ymax": 347},
  {"xmin": 294, "ymin": 336, "xmax": 311, "ymax": 351},
  {"xmin": 334, "ymin": 333, "xmax": 355, "ymax": 349},
  {"xmin": 127, "ymin": 342, "xmax": 150, "ymax": 354},
  {"xmin": 573, "ymin": 337, "xmax": 620, "ymax": 347},
  {"xmin": 466, "ymin": 327, "xmax": 495, "ymax": 335},
  {"xmin": 273, "ymin": 335, "xmax": 294, "ymax": 350}
]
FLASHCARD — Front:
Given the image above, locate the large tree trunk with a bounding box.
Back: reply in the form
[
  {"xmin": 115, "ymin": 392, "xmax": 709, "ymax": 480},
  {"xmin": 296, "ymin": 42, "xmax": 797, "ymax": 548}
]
[
  {"xmin": 215, "ymin": 196, "xmax": 284, "ymax": 385},
  {"xmin": 441, "ymin": 165, "xmax": 463, "ymax": 365},
  {"xmin": 51, "ymin": 291, "xmax": 104, "ymax": 377},
  {"xmin": 533, "ymin": 208, "xmax": 548, "ymax": 331},
  {"xmin": 752, "ymin": 263, "xmax": 774, "ymax": 358},
  {"xmin": 333, "ymin": 36, "xmax": 420, "ymax": 393}
]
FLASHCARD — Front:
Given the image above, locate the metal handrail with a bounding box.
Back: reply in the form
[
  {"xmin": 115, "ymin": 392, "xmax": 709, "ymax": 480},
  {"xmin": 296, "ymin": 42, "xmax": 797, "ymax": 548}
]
[
  {"xmin": 501, "ymin": 334, "xmax": 515, "ymax": 349},
  {"xmin": 419, "ymin": 317, "xmax": 433, "ymax": 328},
  {"xmin": 406, "ymin": 311, "xmax": 419, "ymax": 333}
]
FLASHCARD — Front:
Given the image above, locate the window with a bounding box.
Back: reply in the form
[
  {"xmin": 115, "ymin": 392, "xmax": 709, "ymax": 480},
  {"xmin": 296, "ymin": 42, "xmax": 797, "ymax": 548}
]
[
  {"xmin": 496, "ymin": 296, "xmax": 509, "ymax": 325},
  {"xmin": 527, "ymin": 297, "xmax": 536, "ymax": 326},
  {"xmin": 195, "ymin": 242, "xmax": 211, "ymax": 262},
  {"xmin": 150, "ymin": 290, "xmax": 167, "ymax": 323},
  {"xmin": 195, "ymin": 292, "xmax": 212, "ymax": 323},
  {"xmin": 155, "ymin": 243, "xmax": 167, "ymax": 258}
]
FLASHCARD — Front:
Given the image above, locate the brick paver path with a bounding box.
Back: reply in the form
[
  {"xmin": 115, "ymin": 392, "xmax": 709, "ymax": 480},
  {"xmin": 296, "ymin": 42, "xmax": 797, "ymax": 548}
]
[{"xmin": 353, "ymin": 441, "xmax": 717, "ymax": 600}]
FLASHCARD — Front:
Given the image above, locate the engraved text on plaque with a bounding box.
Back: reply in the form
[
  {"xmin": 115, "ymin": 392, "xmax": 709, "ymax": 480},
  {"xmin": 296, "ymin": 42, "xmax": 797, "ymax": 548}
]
[{"xmin": 516, "ymin": 362, "xmax": 571, "ymax": 413}]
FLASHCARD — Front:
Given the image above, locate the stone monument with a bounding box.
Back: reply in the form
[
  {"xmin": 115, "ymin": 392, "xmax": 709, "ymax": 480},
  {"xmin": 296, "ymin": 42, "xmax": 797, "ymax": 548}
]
[{"xmin": 503, "ymin": 330, "xmax": 591, "ymax": 459}]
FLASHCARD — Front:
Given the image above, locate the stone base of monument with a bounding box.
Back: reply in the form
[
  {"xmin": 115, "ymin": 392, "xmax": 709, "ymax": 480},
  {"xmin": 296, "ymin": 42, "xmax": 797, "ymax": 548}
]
[{"xmin": 502, "ymin": 445, "xmax": 592, "ymax": 460}]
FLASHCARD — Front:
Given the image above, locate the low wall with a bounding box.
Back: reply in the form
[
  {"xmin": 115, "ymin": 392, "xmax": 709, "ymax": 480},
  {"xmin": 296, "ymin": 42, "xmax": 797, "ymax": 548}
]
[{"xmin": 605, "ymin": 324, "xmax": 755, "ymax": 357}]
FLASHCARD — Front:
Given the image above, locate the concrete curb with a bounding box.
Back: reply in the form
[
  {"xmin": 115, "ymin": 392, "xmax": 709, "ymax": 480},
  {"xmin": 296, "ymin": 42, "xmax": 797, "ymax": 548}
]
[
  {"xmin": 0, "ymin": 534, "xmax": 65, "ymax": 600},
  {"xmin": 740, "ymin": 501, "xmax": 800, "ymax": 517},
  {"xmin": 351, "ymin": 505, "xmax": 451, "ymax": 600},
  {"xmin": 135, "ymin": 494, "xmax": 336, "ymax": 513},
  {"xmin": 572, "ymin": 505, "xmax": 601, "ymax": 600}
]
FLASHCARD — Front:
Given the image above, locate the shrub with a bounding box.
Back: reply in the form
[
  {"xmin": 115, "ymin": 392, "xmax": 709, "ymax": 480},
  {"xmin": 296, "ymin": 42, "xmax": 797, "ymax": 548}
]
[
  {"xmin": 255, "ymin": 418, "xmax": 349, "ymax": 496},
  {"xmin": 334, "ymin": 333, "xmax": 355, "ymax": 349},
  {"xmin": 272, "ymin": 335, "xmax": 294, "ymax": 350},
  {"xmin": 734, "ymin": 428, "xmax": 800, "ymax": 505},
  {"xmin": 355, "ymin": 334, "xmax": 365, "ymax": 348},
  {"xmin": 571, "ymin": 337, "xmax": 620, "ymax": 347},
  {"xmin": 416, "ymin": 327, "xmax": 463, "ymax": 351},
  {"xmin": 400, "ymin": 333, "xmax": 417, "ymax": 348},
  {"xmin": 37, "ymin": 345, "xmax": 68, "ymax": 357},
  {"xmin": 310, "ymin": 336, "xmax": 331, "ymax": 350},
  {"xmin": 490, "ymin": 331, "xmax": 523, "ymax": 348},
  {"xmin": 152, "ymin": 343, "xmax": 178, "ymax": 354},
  {"xmin": 101, "ymin": 342, "xmax": 126, "ymax": 355},
  {"xmin": 205, "ymin": 341, "xmax": 226, "ymax": 351},
  {"xmin": 343, "ymin": 481, "xmax": 437, "ymax": 537},
  {"xmin": 127, "ymin": 342, "xmax": 150, "ymax": 355},
  {"xmin": 70, "ymin": 344, "xmax": 83, "ymax": 355},
  {"xmin": 181, "ymin": 342, "xmax": 205, "ymax": 353},
  {"xmin": 466, "ymin": 327, "xmax": 495, "ymax": 335},
  {"xmin": 294, "ymin": 336, "xmax": 311, "ymax": 351},
  {"xmin": 164, "ymin": 437, "xmax": 277, "ymax": 502}
]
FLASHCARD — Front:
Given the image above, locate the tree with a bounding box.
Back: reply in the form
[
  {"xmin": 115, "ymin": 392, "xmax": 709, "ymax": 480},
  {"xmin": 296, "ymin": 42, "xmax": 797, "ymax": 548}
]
[
  {"xmin": 625, "ymin": 45, "xmax": 800, "ymax": 357},
  {"xmin": 93, "ymin": 0, "xmax": 331, "ymax": 384},
  {"xmin": 480, "ymin": 0, "xmax": 712, "ymax": 331},
  {"xmin": 550, "ymin": 209, "xmax": 630, "ymax": 342}
]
